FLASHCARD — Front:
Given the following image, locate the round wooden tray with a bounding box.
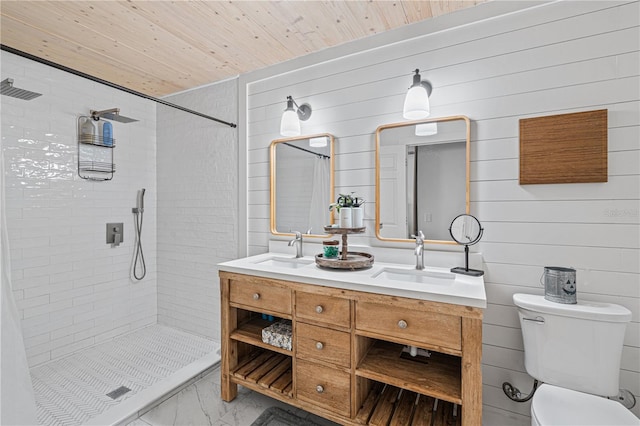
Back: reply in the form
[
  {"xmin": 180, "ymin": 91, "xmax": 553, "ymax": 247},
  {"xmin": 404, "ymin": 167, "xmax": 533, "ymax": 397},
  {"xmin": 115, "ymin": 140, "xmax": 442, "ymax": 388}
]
[
  {"xmin": 324, "ymin": 226, "xmax": 366, "ymax": 234},
  {"xmin": 315, "ymin": 252, "xmax": 374, "ymax": 270}
]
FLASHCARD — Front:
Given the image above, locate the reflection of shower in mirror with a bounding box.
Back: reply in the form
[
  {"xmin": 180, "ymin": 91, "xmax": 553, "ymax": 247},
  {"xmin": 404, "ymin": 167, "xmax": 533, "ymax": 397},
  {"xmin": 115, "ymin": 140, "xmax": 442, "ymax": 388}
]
[{"xmin": 270, "ymin": 134, "xmax": 334, "ymax": 238}]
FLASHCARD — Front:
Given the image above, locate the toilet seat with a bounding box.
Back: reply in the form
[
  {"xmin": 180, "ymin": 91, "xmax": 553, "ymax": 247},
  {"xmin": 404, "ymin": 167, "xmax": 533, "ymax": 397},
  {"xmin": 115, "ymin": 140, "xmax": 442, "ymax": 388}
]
[{"xmin": 531, "ymin": 384, "xmax": 639, "ymax": 426}]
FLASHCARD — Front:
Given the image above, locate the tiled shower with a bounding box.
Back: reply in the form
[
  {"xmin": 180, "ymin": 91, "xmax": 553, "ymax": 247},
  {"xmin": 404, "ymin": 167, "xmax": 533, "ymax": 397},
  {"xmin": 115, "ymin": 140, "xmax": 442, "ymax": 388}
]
[{"xmin": 1, "ymin": 50, "xmax": 237, "ymax": 425}]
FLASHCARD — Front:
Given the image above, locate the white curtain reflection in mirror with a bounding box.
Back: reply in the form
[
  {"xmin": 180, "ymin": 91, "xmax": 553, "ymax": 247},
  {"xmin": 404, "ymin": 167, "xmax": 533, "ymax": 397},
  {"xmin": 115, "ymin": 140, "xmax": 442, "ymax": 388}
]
[
  {"xmin": 275, "ymin": 142, "xmax": 330, "ymax": 234},
  {"xmin": 308, "ymin": 156, "xmax": 330, "ymax": 232}
]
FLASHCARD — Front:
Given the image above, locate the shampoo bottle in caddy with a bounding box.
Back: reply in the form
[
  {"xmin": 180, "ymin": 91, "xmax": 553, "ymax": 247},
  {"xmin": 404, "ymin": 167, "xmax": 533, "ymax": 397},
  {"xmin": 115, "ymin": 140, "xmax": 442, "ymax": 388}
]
[
  {"xmin": 102, "ymin": 121, "xmax": 113, "ymax": 146},
  {"xmin": 80, "ymin": 116, "xmax": 96, "ymax": 143}
]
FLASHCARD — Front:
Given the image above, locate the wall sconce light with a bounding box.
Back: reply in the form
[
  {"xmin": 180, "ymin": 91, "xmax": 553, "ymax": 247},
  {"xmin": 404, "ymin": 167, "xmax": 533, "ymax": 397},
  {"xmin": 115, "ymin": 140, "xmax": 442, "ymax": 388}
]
[
  {"xmin": 415, "ymin": 122, "xmax": 438, "ymax": 136},
  {"xmin": 403, "ymin": 69, "xmax": 432, "ymax": 120},
  {"xmin": 280, "ymin": 95, "xmax": 312, "ymax": 137},
  {"xmin": 309, "ymin": 136, "xmax": 327, "ymax": 147}
]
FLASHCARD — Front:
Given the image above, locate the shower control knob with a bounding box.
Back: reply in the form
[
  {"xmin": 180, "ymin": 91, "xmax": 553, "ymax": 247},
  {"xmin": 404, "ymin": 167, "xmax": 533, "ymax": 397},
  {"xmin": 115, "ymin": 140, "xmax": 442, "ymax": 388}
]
[
  {"xmin": 316, "ymin": 385, "xmax": 324, "ymax": 394},
  {"xmin": 315, "ymin": 305, "xmax": 324, "ymax": 314},
  {"xmin": 253, "ymin": 293, "xmax": 260, "ymax": 301},
  {"xmin": 316, "ymin": 342, "xmax": 324, "ymax": 350},
  {"xmin": 398, "ymin": 320, "xmax": 408, "ymax": 329}
]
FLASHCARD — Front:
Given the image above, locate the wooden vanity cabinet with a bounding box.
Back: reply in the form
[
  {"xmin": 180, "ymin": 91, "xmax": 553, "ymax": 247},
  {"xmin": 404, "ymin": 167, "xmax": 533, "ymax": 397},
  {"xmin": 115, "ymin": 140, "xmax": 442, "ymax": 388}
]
[{"xmin": 220, "ymin": 271, "xmax": 483, "ymax": 426}]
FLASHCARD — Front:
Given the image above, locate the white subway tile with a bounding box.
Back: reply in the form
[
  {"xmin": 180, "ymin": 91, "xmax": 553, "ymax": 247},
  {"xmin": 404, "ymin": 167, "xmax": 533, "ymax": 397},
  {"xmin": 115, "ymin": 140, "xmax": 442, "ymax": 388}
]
[
  {"xmin": 27, "ymin": 352, "xmax": 51, "ymax": 367},
  {"xmin": 23, "ymin": 332, "xmax": 52, "ymax": 350},
  {"xmin": 16, "ymin": 294, "xmax": 49, "ymax": 311},
  {"xmin": 51, "ymin": 337, "xmax": 95, "ymax": 360},
  {"xmin": 23, "ymin": 262, "xmax": 73, "ymax": 279},
  {"xmin": 23, "ymin": 299, "xmax": 73, "ymax": 319},
  {"xmin": 12, "ymin": 275, "xmax": 50, "ymax": 290},
  {"xmin": 50, "ymin": 320, "xmax": 95, "ymax": 341}
]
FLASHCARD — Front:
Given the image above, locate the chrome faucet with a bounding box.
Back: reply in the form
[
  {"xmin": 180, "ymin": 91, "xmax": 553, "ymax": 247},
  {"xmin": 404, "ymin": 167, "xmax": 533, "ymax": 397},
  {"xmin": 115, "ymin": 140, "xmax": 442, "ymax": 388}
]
[
  {"xmin": 288, "ymin": 231, "xmax": 303, "ymax": 258},
  {"xmin": 412, "ymin": 230, "xmax": 425, "ymax": 270}
]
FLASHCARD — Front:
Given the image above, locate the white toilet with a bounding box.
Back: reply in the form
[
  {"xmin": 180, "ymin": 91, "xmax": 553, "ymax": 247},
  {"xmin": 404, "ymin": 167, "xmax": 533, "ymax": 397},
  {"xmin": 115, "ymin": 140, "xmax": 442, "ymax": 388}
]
[{"xmin": 513, "ymin": 293, "xmax": 639, "ymax": 426}]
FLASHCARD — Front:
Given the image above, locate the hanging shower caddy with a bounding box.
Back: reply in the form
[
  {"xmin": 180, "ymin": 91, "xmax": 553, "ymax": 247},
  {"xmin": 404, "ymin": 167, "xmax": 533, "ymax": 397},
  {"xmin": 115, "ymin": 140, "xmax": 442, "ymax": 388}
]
[{"xmin": 77, "ymin": 113, "xmax": 115, "ymax": 181}]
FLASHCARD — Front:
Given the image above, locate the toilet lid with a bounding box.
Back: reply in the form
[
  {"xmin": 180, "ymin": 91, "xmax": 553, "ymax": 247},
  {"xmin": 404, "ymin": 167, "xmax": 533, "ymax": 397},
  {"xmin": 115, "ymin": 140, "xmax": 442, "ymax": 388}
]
[{"xmin": 532, "ymin": 384, "xmax": 640, "ymax": 426}]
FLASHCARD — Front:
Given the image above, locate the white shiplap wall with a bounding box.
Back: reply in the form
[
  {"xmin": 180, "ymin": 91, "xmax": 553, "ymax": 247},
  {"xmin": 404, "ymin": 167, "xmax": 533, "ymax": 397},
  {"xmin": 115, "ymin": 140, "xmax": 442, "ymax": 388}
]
[
  {"xmin": 1, "ymin": 51, "xmax": 158, "ymax": 367},
  {"xmin": 156, "ymin": 79, "xmax": 238, "ymax": 341},
  {"xmin": 243, "ymin": 1, "xmax": 639, "ymax": 423}
]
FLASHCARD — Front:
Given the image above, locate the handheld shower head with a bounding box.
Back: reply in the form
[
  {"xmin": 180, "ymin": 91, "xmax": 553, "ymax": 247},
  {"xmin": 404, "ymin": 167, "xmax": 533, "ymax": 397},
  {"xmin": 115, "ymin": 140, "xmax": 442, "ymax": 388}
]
[
  {"xmin": 138, "ymin": 188, "xmax": 146, "ymax": 213},
  {"xmin": 132, "ymin": 188, "xmax": 146, "ymax": 214}
]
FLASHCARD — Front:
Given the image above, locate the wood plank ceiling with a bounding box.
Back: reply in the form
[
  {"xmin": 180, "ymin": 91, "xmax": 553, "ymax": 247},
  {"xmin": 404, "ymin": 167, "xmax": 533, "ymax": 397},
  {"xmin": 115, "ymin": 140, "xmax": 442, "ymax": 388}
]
[{"xmin": 1, "ymin": 1, "xmax": 485, "ymax": 97}]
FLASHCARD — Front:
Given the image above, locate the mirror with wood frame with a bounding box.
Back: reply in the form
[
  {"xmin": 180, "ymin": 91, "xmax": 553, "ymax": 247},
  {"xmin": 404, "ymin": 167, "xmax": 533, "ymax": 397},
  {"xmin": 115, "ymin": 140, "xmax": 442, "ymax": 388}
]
[
  {"xmin": 375, "ymin": 116, "xmax": 470, "ymax": 244},
  {"xmin": 270, "ymin": 133, "xmax": 335, "ymax": 238}
]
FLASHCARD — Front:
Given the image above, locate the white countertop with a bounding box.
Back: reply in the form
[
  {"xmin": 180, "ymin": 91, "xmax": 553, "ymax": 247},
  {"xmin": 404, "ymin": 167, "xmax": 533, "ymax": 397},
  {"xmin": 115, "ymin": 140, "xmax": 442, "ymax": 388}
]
[{"xmin": 218, "ymin": 252, "xmax": 487, "ymax": 309}]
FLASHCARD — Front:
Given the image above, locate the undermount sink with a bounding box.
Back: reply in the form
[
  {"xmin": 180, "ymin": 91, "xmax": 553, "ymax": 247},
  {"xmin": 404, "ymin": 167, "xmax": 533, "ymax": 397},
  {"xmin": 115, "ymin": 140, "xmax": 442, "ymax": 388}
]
[
  {"xmin": 372, "ymin": 267, "xmax": 456, "ymax": 285},
  {"xmin": 255, "ymin": 256, "xmax": 313, "ymax": 269}
]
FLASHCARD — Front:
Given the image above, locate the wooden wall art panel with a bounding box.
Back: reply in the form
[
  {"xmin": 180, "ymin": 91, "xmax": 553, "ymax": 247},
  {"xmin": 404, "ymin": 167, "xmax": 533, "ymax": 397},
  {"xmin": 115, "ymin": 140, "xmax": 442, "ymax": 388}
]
[{"xmin": 519, "ymin": 109, "xmax": 608, "ymax": 185}]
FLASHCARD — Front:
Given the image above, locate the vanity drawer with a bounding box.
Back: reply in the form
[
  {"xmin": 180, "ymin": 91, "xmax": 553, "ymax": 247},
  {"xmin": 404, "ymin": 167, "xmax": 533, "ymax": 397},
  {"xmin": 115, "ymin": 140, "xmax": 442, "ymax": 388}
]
[
  {"xmin": 356, "ymin": 301, "xmax": 461, "ymax": 351},
  {"xmin": 296, "ymin": 359, "xmax": 351, "ymax": 416},
  {"xmin": 296, "ymin": 292, "xmax": 350, "ymax": 328},
  {"xmin": 229, "ymin": 279, "xmax": 291, "ymax": 315},
  {"xmin": 296, "ymin": 323, "xmax": 350, "ymax": 368}
]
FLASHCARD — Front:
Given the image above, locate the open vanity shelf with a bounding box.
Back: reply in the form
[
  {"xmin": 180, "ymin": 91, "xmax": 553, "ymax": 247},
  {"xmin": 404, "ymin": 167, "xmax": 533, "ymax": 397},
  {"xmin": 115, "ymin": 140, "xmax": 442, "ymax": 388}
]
[
  {"xmin": 231, "ymin": 348, "xmax": 293, "ymax": 398},
  {"xmin": 355, "ymin": 382, "xmax": 461, "ymax": 426},
  {"xmin": 229, "ymin": 315, "xmax": 292, "ymax": 356},
  {"xmin": 357, "ymin": 340, "xmax": 462, "ymax": 404},
  {"xmin": 220, "ymin": 271, "xmax": 482, "ymax": 426}
]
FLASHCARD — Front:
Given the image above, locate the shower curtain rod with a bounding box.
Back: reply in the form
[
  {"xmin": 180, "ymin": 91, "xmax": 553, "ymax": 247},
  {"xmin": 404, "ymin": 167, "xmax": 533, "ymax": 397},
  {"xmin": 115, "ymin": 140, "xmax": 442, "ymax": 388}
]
[
  {"xmin": 283, "ymin": 142, "xmax": 330, "ymax": 159},
  {"xmin": 1, "ymin": 45, "xmax": 237, "ymax": 128}
]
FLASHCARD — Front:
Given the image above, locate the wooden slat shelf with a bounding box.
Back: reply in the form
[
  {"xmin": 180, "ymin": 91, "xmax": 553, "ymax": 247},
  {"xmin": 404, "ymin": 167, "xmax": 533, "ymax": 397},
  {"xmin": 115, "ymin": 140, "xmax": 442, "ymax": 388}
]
[
  {"xmin": 356, "ymin": 341, "xmax": 462, "ymax": 404},
  {"xmin": 230, "ymin": 317, "xmax": 292, "ymax": 356},
  {"xmin": 355, "ymin": 383, "xmax": 460, "ymax": 426},
  {"xmin": 231, "ymin": 349, "xmax": 293, "ymax": 397}
]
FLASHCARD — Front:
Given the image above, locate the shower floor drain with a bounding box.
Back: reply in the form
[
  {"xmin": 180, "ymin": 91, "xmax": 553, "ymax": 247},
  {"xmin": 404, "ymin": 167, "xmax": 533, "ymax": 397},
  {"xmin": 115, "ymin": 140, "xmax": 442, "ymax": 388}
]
[{"xmin": 106, "ymin": 386, "xmax": 131, "ymax": 400}]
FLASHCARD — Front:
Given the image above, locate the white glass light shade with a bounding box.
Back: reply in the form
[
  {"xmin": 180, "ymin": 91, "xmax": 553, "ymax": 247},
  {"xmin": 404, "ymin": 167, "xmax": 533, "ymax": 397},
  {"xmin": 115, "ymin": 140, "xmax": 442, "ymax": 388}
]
[
  {"xmin": 280, "ymin": 109, "xmax": 300, "ymax": 136},
  {"xmin": 415, "ymin": 122, "xmax": 438, "ymax": 136},
  {"xmin": 309, "ymin": 136, "xmax": 327, "ymax": 147},
  {"xmin": 403, "ymin": 85, "xmax": 430, "ymax": 120}
]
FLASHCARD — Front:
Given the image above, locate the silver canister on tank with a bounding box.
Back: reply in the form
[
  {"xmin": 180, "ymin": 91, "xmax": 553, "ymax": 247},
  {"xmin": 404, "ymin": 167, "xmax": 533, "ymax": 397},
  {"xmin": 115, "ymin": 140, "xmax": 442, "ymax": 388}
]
[{"xmin": 542, "ymin": 266, "xmax": 577, "ymax": 304}]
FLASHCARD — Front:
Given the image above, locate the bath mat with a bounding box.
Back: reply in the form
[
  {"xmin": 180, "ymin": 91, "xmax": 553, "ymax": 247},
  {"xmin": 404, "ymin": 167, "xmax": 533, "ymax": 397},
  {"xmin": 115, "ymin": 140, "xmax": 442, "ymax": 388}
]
[{"xmin": 251, "ymin": 406, "xmax": 324, "ymax": 426}]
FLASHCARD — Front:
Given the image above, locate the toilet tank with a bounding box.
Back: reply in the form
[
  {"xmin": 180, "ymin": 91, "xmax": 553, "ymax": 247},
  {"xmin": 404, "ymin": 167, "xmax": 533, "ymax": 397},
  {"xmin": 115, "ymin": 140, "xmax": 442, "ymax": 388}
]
[{"xmin": 513, "ymin": 293, "xmax": 631, "ymax": 397}]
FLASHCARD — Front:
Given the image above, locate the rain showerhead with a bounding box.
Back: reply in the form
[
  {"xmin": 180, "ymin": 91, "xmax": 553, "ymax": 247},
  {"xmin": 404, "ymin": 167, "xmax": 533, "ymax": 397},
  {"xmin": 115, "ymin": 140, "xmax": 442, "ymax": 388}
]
[
  {"xmin": 1, "ymin": 78, "xmax": 42, "ymax": 100},
  {"xmin": 90, "ymin": 108, "xmax": 138, "ymax": 123}
]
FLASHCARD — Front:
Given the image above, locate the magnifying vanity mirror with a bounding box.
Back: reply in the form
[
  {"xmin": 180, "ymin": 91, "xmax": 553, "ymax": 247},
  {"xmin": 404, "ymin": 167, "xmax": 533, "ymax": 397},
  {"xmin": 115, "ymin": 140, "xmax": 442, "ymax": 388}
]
[
  {"xmin": 375, "ymin": 115, "xmax": 470, "ymax": 244},
  {"xmin": 270, "ymin": 133, "xmax": 335, "ymax": 238},
  {"xmin": 449, "ymin": 214, "xmax": 484, "ymax": 276}
]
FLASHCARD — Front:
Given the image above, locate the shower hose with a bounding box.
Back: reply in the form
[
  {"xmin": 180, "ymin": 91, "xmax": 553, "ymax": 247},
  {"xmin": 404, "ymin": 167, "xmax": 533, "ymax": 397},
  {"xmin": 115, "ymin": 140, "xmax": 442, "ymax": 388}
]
[{"xmin": 133, "ymin": 208, "xmax": 146, "ymax": 280}]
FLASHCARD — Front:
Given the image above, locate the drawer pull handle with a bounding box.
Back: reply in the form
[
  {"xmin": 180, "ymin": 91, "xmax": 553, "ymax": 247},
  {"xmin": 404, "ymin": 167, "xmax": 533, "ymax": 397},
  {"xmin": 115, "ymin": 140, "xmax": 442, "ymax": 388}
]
[
  {"xmin": 316, "ymin": 385, "xmax": 324, "ymax": 394},
  {"xmin": 315, "ymin": 305, "xmax": 324, "ymax": 314},
  {"xmin": 316, "ymin": 341, "xmax": 324, "ymax": 350},
  {"xmin": 398, "ymin": 320, "xmax": 408, "ymax": 329},
  {"xmin": 253, "ymin": 293, "xmax": 260, "ymax": 300}
]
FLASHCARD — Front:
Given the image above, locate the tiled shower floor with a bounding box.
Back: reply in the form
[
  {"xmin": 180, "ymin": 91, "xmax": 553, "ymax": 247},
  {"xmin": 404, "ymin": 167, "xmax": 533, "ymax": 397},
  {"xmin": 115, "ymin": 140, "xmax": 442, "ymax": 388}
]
[{"xmin": 30, "ymin": 325, "xmax": 219, "ymax": 426}]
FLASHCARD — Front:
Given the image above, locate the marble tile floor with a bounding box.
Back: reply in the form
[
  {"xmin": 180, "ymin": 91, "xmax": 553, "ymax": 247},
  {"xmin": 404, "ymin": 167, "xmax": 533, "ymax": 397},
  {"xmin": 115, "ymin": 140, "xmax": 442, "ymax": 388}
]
[{"xmin": 125, "ymin": 365, "xmax": 339, "ymax": 426}]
